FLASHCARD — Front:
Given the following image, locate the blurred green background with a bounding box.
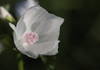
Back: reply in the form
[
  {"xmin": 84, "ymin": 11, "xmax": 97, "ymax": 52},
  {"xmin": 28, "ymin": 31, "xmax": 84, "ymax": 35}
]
[{"xmin": 0, "ymin": 0, "xmax": 100, "ymax": 70}]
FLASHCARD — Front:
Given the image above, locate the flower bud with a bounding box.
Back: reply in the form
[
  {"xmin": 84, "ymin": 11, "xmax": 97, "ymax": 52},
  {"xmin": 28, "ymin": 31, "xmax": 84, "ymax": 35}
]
[{"xmin": 0, "ymin": 6, "xmax": 15, "ymax": 22}]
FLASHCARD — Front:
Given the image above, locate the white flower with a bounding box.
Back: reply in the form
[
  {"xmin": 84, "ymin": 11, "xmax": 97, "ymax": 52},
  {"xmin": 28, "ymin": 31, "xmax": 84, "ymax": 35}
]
[{"xmin": 9, "ymin": 0, "xmax": 64, "ymax": 59}]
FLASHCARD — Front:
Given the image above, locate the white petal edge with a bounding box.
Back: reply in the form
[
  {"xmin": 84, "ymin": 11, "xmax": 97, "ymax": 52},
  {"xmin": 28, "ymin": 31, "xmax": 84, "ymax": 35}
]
[
  {"xmin": 41, "ymin": 41, "xmax": 60, "ymax": 55},
  {"xmin": 35, "ymin": 13, "xmax": 64, "ymax": 35},
  {"xmin": 27, "ymin": 40, "xmax": 60, "ymax": 56},
  {"xmin": 9, "ymin": 23, "xmax": 16, "ymax": 31}
]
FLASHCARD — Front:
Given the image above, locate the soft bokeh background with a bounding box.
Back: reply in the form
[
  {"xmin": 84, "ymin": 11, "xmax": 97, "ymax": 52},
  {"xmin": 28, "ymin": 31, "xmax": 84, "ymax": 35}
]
[{"xmin": 0, "ymin": 0, "xmax": 100, "ymax": 70}]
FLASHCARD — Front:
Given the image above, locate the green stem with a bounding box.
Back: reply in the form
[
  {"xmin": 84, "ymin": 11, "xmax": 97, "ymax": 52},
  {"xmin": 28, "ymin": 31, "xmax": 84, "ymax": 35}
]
[{"xmin": 17, "ymin": 54, "xmax": 24, "ymax": 70}]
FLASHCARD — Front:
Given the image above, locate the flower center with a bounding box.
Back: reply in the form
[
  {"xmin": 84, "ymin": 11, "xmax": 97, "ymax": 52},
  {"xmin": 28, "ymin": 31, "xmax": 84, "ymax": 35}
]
[{"xmin": 22, "ymin": 32, "xmax": 39, "ymax": 46}]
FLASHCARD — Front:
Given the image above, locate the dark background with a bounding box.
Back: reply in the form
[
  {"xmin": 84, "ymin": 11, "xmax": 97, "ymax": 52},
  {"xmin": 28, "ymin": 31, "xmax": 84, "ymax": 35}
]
[{"xmin": 0, "ymin": 0, "xmax": 100, "ymax": 70}]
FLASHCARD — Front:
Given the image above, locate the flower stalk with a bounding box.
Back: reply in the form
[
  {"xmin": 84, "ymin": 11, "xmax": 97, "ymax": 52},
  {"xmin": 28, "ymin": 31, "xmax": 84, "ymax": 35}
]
[{"xmin": 17, "ymin": 53, "xmax": 24, "ymax": 70}]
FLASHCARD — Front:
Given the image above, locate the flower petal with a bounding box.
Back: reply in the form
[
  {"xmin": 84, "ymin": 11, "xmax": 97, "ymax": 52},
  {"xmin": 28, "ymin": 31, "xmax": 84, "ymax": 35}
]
[
  {"xmin": 42, "ymin": 41, "xmax": 59, "ymax": 55},
  {"xmin": 9, "ymin": 23, "xmax": 16, "ymax": 31},
  {"xmin": 35, "ymin": 13, "xmax": 64, "ymax": 35},
  {"xmin": 15, "ymin": 17, "xmax": 26, "ymax": 38},
  {"xmin": 34, "ymin": 13, "xmax": 64, "ymax": 43},
  {"xmin": 15, "ymin": 6, "xmax": 45, "ymax": 37},
  {"xmin": 22, "ymin": 6, "xmax": 47, "ymax": 28},
  {"xmin": 27, "ymin": 40, "xmax": 59, "ymax": 55}
]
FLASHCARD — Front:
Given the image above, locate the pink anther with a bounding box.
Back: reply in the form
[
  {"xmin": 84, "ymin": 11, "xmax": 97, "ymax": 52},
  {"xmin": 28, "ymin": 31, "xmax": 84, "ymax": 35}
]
[{"xmin": 22, "ymin": 32, "xmax": 39, "ymax": 46}]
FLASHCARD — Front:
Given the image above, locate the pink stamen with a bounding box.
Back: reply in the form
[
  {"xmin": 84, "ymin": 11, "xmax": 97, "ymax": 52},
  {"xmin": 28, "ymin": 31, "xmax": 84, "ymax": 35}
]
[{"xmin": 22, "ymin": 32, "xmax": 39, "ymax": 46}]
